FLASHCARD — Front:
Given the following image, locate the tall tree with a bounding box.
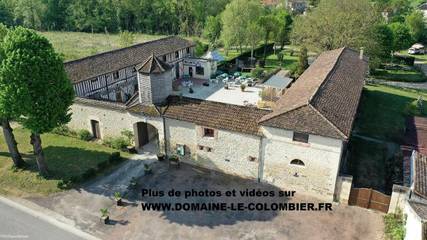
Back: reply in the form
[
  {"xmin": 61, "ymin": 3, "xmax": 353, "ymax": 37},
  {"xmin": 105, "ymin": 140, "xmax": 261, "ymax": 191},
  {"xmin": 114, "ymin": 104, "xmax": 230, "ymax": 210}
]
[
  {"xmin": 221, "ymin": 0, "xmax": 263, "ymax": 54},
  {"xmin": 259, "ymin": 12, "xmax": 279, "ymax": 61},
  {"xmin": 203, "ymin": 15, "xmax": 222, "ymax": 47},
  {"xmin": 274, "ymin": 8, "xmax": 293, "ymax": 50},
  {"xmin": 368, "ymin": 24, "xmax": 394, "ymax": 68},
  {"xmin": 43, "ymin": 0, "xmax": 70, "ymax": 30},
  {"xmin": 13, "ymin": 0, "xmax": 46, "ymax": 29},
  {"xmin": 296, "ymin": 47, "xmax": 309, "ymax": 76},
  {"xmin": 0, "ymin": 23, "xmax": 25, "ymax": 168},
  {"xmin": 405, "ymin": 10, "xmax": 426, "ymax": 43},
  {"xmin": 247, "ymin": 22, "xmax": 263, "ymax": 60},
  {"xmin": 0, "ymin": 27, "xmax": 74, "ymax": 175},
  {"xmin": 291, "ymin": 0, "xmax": 381, "ymax": 56},
  {"xmin": 389, "ymin": 22, "xmax": 413, "ymax": 50}
]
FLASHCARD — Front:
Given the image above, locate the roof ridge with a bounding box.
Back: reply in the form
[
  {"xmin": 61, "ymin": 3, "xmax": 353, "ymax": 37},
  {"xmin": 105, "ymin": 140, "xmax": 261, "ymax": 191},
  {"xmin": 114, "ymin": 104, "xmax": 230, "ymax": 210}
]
[
  {"xmin": 308, "ymin": 47, "xmax": 346, "ymax": 106},
  {"xmin": 65, "ymin": 36, "xmax": 176, "ymax": 65}
]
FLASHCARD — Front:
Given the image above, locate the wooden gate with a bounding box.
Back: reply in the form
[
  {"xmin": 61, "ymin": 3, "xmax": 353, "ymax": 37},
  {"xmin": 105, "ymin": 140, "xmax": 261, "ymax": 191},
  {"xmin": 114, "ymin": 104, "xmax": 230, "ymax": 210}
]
[{"xmin": 348, "ymin": 188, "xmax": 391, "ymax": 213}]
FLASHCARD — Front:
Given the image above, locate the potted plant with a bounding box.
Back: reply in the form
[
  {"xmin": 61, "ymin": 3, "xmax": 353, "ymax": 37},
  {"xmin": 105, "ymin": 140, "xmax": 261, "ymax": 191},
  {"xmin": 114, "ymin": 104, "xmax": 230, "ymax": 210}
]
[
  {"xmin": 157, "ymin": 153, "xmax": 165, "ymax": 161},
  {"xmin": 224, "ymin": 84, "xmax": 229, "ymax": 90},
  {"xmin": 144, "ymin": 164, "xmax": 152, "ymax": 174},
  {"xmin": 100, "ymin": 208, "xmax": 109, "ymax": 224},
  {"xmin": 114, "ymin": 192, "xmax": 122, "ymax": 206},
  {"xmin": 240, "ymin": 84, "xmax": 246, "ymax": 92},
  {"xmin": 189, "ymin": 87, "xmax": 194, "ymax": 94}
]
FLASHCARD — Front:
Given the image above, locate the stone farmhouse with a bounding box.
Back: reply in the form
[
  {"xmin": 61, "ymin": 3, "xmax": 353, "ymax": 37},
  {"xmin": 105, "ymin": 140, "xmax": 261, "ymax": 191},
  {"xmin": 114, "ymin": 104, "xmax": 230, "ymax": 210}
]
[{"xmin": 65, "ymin": 36, "xmax": 368, "ymax": 201}]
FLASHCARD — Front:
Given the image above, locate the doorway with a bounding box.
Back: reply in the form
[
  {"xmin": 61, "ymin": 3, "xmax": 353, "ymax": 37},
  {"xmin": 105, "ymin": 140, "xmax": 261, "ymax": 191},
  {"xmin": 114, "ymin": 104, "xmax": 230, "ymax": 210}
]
[
  {"xmin": 189, "ymin": 67, "xmax": 193, "ymax": 78},
  {"xmin": 90, "ymin": 120, "xmax": 101, "ymax": 139},
  {"xmin": 133, "ymin": 122, "xmax": 159, "ymax": 150}
]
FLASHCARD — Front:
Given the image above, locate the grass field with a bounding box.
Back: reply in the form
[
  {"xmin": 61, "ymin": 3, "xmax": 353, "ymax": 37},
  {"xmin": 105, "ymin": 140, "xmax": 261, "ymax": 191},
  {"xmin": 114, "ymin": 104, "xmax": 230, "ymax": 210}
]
[
  {"xmin": 0, "ymin": 127, "xmax": 131, "ymax": 197},
  {"xmin": 398, "ymin": 50, "xmax": 427, "ymax": 63},
  {"xmin": 373, "ymin": 68, "xmax": 427, "ymax": 82},
  {"xmin": 40, "ymin": 31, "xmax": 166, "ymax": 61},
  {"xmin": 347, "ymin": 84, "xmax": 427, "ymax": 192}
]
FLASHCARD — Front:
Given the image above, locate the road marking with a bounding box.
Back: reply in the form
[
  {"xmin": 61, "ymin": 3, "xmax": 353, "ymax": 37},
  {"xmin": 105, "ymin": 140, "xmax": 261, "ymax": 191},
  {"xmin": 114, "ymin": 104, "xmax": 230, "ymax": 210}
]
[{"xmin": 0, "ymin": 196, "xmax": 101, "ymax": 240}]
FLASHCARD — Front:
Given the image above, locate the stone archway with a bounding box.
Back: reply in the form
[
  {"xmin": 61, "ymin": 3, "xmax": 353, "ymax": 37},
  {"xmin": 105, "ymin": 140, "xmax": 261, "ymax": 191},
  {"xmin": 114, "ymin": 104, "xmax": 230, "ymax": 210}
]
[{"xmin": 133, "ymin": 122, "xmax": 159, "ymax": 151}]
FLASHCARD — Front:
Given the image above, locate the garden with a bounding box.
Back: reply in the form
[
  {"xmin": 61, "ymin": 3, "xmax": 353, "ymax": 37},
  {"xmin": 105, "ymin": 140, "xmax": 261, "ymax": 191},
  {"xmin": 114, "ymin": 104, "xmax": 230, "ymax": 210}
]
[{"xmin": 0, "ymin": 126, "xmax": 133, "ymax": 197}]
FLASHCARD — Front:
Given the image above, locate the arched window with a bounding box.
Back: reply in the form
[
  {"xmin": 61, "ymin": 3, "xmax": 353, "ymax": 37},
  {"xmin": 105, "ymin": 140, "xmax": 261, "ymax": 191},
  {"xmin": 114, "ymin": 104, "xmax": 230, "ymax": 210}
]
[{"xmin": 290, "ymin": 159, "xmax": 305, "ymax": 166}]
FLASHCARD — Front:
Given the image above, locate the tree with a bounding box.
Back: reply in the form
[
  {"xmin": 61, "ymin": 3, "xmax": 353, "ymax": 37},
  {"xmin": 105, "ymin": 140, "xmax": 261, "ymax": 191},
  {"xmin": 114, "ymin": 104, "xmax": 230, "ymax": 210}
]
[
  {"xmin": 259, "ymin": 13, "xmax": 279, "ymax": 61},
  {"xmin": 274, "ymin": 8, "xmax": 293, "ymax": 50},
  {"xmin": 291, "ymin": 0, "xmax": 381, "ymax": 58},
  {"xmin": 368, "ymin": 24, "xmax": 394, "ymax": 68},
  {"xmin": 43, "ymin": 0, "xmax": 70, "ymax": 30},
  {"xmin": 389, "ymin": 22, "xmax": 413, "ymax": 50},
  {"xmin": 203, "ymin": 15, "xmax": 222, "ymax": 47},
  {"xmin": 247, "ymin": 22, "xmax": 263, "ymax": 60},
  {"xmin": 0, "ymin": 27, "xmax": 74, "ymax": 175},
  {"xmin": 0, "ymin": 0, "xmax": 14, "ymax": 26},
  {"xmin": 0, "ymin": 23, "xmax": 25, "ymax": 168},
  {"xmin": 13, "ymin": 0, "xmax": 46, "ymax": 30},
  {"xmin": 221, "ymin": 0, "xmax": 263, "ymax": 54},
  {"xmin": 296, "ymin": 47, "xmax": 309, "ymax": 76},
  {"xmin": 405, "ymin": 11, "xmax": 426, "ymax": 43}
]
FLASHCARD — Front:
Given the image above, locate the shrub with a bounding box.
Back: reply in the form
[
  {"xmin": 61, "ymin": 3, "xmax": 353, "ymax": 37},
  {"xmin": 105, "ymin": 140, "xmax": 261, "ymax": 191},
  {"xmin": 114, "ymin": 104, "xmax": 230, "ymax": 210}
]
[
  {"xmin": 111, "ymin": 137, "xmax": 129, "ymax": 150},
  {"xmin": 121, "ymin": 129, "xmax": 134, "ymax": 145},
  {"xmin": 102, "ymin": 137, "xmax": 113, "ymax": 147},
  {"xmin": 277, "ymin": 51, "xmax": 284, "ymax": 63},
  {"xmin": 82, "ymin": 168, "xmax": 97, "ymax": 180},
  {"xmin": 251, "ymin": 67, "xmax": 264, "ymax": 79},
  {"xmin": 240, "ymin": 84, "xmax": 246, "ymax": 92},
  {"xmin": 109, "ymin": 152, "xmax": 122, "ymax": 164},
  {"xmin": 69, "ymin": 175, "xmax": 81, "ymax": 183},
  {"xmin": 57, "ymin": 180, "xmax": 73, "ymax": 190},
  {"xmin": 52, "ymin": 125, "xmax": 75, "ymax": 136},
  {"xmin": 77, "ymin": 129, "xmax": 92, "ymax": 141},
  {"xmin": 384, "ymin": 210, "xmax": 405, "ymax": 240}
]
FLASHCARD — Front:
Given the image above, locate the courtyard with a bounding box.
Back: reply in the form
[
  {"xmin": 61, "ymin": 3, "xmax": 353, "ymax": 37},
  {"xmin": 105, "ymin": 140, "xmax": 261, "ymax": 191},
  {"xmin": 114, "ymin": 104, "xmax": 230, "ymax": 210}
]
[
  {"xmin": 27, "ymin": 155, "xmax": 385, "ymax": 240},
  {"xmin": 174, "ymin": 78, "xmax": 263, "ymax": 107}
]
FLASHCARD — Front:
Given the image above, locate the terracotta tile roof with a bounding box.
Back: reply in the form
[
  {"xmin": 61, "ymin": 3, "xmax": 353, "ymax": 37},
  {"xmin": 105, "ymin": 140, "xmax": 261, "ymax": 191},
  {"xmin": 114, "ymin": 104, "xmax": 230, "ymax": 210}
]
[
  {"xmin": 259, "ymin": 47, "xmax": 368, "ymax": 140},
  {"xmin": 408, "ymin": 200, "xmax": 427, "ymax": 220},
  {"xmin": 136, "ymin": 54, "xmax": 172, "ymax": 74},
  {"xmin": 65, "ymin": 36, "xmax": 194, "ymax": 83},
  {"xmin": 413, "ymin": 151, "xmax": 427, "ymax": 199},
  {"xmin": 163, "ymin": 96, "xmax": 271, "ymax": 135},
  {"xmin": 74, "ymin": 97, "xmax": 126, "ymax": 110},
  {"xmin": 402, "ymin": 117, "xmax": 427, "ymax": 155}
]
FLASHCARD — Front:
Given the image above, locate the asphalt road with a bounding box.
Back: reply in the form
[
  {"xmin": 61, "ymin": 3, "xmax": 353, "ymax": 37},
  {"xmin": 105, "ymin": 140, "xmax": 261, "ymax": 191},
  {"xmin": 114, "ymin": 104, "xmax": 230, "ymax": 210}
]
[{"xmin": 0, "ymin": 200, "xmax": 85, "ymax": 240}]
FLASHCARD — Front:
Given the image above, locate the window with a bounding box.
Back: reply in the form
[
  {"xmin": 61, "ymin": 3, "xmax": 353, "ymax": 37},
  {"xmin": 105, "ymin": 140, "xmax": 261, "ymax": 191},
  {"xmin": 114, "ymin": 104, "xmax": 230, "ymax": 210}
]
[
  {"xmin": 163, "ymin": 55, "xmax": 167, "ymax": 62},
  {"xmin": 113, "ymin": 71, "xmax": 119, "ymax": 79},
  {"xmin": 206, "ymin": 147, "xmax": 212, "ymax": 152},
  {"xmin": 290, "ymin": 159, "xmax": 305, "ymax": 166},
  {"xmin": 293, "ymin": 132, "xmax": 309, "ymax": 143},
  {"xmin": 198, "ymin": 145, "xmax": 204, "ymax": 150},
  {"xmin": 203, "ymin": 128, "xmax": 215, "ymax": 137},
  {"xmin": 196, "ymin": 66, "xmax": 204, "ymax": 75},
  {"xmin": 176, "ymin": 144, "xmax": 185, "ymax": 156},
  {"xmin": 175, "ymin": 51, "xmax": 179, "ymax": 59},
  {"xmin": 186, "ymin": 47, "xmax": 190, "ymax": 54}
]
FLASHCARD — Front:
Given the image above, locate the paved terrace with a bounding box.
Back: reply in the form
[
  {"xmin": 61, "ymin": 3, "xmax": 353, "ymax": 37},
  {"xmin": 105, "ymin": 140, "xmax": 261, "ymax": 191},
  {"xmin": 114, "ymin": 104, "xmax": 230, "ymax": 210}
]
[{"xmin": 173, "ymin": 78, "xmax": 263, "ymax": 107}]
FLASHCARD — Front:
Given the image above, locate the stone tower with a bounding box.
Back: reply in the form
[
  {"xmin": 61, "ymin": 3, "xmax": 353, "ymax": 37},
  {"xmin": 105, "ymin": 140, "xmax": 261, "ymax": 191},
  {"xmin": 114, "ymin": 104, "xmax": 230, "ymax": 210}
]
[{"xmin": 136, "ymin": 54, "xmax": 173, "ymax": 105}]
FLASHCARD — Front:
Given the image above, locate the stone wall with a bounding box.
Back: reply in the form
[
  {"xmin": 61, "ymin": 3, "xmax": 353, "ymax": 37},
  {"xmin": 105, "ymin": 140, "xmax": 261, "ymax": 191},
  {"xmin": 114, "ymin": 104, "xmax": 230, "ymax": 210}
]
[
  {"xmin": 165, "ymin": 118, "xmax": 261, "ymax": 179},
  {"xmin": 260, "ymin": 126, "xmax": 344, "ymax": 201},
  {"xmin": 389, "ymin": 185, "xmax": 409, "ymax": 214},
  {"xmin": 68, "ymin": 102, "xmax": 164, "ymax": 151},
  {"xmin": 334, "ymin": 175, "xmax": 353, "ymax": 204}
]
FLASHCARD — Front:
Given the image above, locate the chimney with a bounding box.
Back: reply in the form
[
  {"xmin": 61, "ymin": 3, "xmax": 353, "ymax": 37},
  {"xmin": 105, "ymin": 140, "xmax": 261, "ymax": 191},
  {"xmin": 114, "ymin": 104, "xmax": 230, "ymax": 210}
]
[{"xmin": 359, "ymin": 47, "xmax": 364, "ymax": 60}]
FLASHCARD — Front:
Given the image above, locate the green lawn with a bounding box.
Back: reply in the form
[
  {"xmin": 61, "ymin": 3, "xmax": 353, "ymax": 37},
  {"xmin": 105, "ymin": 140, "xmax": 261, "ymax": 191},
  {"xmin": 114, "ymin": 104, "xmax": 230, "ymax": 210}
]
[
  {"xmin": 40, "ymin": 31, "xmax": 166, "ymax": 61},
  {"xmin": 0, "ymin": 127, "xmax": 131, "ymax": 197},
  {"xmin": 347, "ymin": 84, "xmax": 426, "ymax": 192},
  {"xmin": 265, "ymin": 53, "xmax": 298, "ymax": 71},
  {"xmin": 398, "ymin": 50, "xmax": 427, "ymax": 63},
  {"xmin": 372, "ymin": 68, "xmax": 427, "ymax": 82}
]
